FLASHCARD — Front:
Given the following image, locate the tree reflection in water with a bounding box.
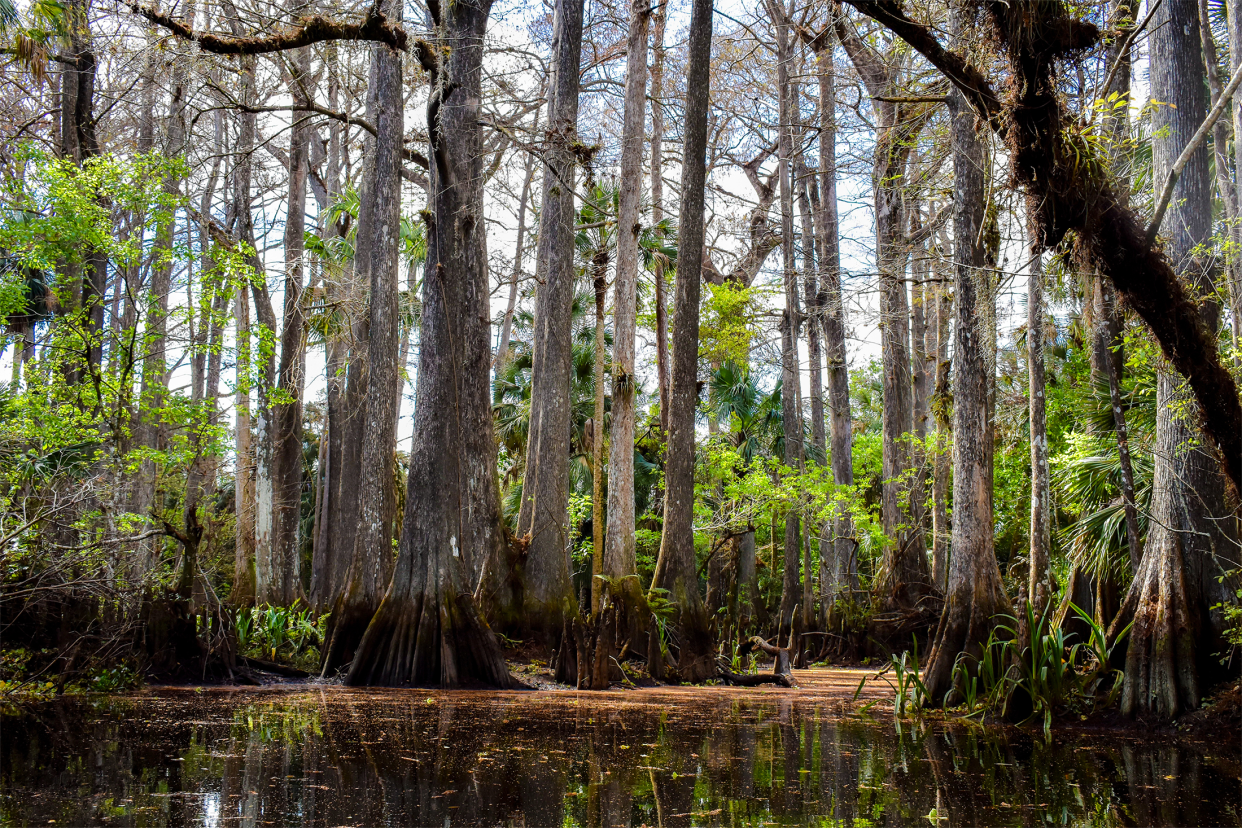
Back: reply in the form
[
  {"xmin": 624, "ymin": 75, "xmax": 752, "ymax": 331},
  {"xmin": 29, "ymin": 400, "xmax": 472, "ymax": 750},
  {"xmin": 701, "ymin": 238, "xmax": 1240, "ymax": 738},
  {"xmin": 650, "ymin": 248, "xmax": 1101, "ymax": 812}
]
[{"xmin": 2, "ymin": 689, "xmax": 1238, "ymax": 826}]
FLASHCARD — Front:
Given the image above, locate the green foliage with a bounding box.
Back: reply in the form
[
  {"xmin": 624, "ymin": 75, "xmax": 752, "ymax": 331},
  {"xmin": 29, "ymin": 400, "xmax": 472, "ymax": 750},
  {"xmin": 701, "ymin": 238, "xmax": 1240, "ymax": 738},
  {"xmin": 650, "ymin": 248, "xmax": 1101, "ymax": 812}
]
[
  {"xmin": 699, "ymin": 281, "xmax": 767, "ymax": 367},
  {"xmin": 931, "ymin": 603, "xmax": 1129, "ymax": 736},
  {"xmin": 233, "ymin": 603, "xmax": 328, "ymax": 670}
]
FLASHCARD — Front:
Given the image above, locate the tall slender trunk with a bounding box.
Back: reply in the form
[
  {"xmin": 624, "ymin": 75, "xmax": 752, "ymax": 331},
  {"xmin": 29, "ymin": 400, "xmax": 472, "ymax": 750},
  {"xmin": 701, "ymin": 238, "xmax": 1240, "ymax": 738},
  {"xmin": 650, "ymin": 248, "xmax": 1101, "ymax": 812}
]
[
  {"xmin": 1115, "ymin": 0, "xmax": 1239, "ymax": 719},
  {"xmin": 260, "ymin": 43, "xmax": 312, "ymax": 607},
  {"xmin": 835, "ymin": 13, "xmax": 931, "ymax": 608},
  {"xmin": 230, "ymin": 54, "xmax": 260, "ymax": 606},
  {"xmin": 810, "ymin": 25, "xmax": 856, "ymax": 603},
  {"xmin": 604, "ymin": 0, "xmax": 651, "ymax": 638},
  {"xmin": 649, "ymin": 7, "xmax": 670, "ymax": 435},
  {"xmin": 1027, "ymin": 242, "xmax": 1052, "ymax": 617},
  {"xmin": 321, "ymin": 11, "xmax": 406, "ymax": 673},
  {"xmin": 769, "ymin": 0, "xmax": 803, "ymax": 641},
  {"xmin": 60, "ymin": 0, "xmax": 105, "ymax": 377},
  {"xmin": 797, "ymin": 168, "xmax": 822, "ymax": 642},
  {"xmin": 909, "ymin": 210, "xmax": 932, "ymax": 551},
  {"xmin": 182, "ymin": 86, "xmax": 226, "ymax": 599},
  {"xmin": 650, "ymin": 0, "xmax": 715, "ymax": 683},
  {"xmin": 930, "ymin": 265, "xmax": 951, "ymax": 591},
  {"xmin": 134, "ymin": 5, "xmax": 190, "ymax": 573},
  {"xmin": 590, "ymin": 252, "xmax": 608, "ymax": 619},
  {"xmin": 347, "ymin": 0, "xmax": 512, "ymax": 688},
  {"xmin": 1104, "ymin": 0, "xmax": 1143, "ymax": 575},
  {"xmin": 502, "ymin": 0, "xmax": 585, "ymax": 644},
  {"xmin": 922, "ymin": 51, "xmax": 1012, "ymax": 703},
  {"xmin": 309, "ymin": 46, "xmax": 345, "ymax": 614},
  {"xmin": 494, "ymin": 107, "xmax": 540, "ymax": 371}
]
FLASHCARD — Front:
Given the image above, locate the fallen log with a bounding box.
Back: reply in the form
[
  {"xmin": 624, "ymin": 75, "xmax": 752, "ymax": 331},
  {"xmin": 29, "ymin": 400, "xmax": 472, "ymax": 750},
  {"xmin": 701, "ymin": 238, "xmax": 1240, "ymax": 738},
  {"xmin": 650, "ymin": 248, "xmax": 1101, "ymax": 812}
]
[{"xmin": 718, "ymin": 666, "xmax": 794, "ymax": 687}]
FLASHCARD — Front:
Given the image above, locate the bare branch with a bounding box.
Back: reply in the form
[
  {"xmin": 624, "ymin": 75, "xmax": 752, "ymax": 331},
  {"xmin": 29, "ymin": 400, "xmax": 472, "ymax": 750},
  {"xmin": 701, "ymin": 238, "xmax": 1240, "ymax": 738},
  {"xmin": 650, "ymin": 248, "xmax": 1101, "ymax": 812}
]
[{"xmin": 128, "ymin": 3, "xmax": 409, "ymax": 54}]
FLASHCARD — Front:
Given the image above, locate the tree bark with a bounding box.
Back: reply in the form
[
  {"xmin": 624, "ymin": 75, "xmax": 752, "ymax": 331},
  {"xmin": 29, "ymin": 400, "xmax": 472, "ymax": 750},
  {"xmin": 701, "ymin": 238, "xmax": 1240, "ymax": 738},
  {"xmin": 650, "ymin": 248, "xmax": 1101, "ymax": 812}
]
[
  {"xmin": 322, "ymin": 12, "xmax": 405, "ymax": 673},
  {"xmin": 504, "ymin": 0, "xmax": 585, "ymax": 642},
  {"xmin": 347, "ymin": 0, "xmax": 512, "ymax": 688},
  {"xmin": 922, "ymin": 67, "xmax": 1012, "ymax": 704},
  {"xmin": 650, "ymin": 0, "xmax": 715, "ymax": 683},
  {"xmin": 604, "ymin": 0, "xmax": 652, "ymax": 641}
]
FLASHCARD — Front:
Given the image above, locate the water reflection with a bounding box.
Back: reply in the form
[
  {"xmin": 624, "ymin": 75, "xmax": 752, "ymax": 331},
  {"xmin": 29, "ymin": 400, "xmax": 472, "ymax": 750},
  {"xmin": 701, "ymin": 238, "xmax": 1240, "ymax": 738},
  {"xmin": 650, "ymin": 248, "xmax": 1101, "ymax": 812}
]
[{"xmin": 2, "ymin": 687, "xmax": 1238, "ymax": 827}]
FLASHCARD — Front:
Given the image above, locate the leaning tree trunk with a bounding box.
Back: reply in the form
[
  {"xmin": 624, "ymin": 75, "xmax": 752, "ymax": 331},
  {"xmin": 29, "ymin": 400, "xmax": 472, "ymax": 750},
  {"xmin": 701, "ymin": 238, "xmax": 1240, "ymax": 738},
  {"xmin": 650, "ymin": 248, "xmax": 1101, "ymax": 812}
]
[
  {"xmin": 1114, "ymin": 0, "xmax": 1240, "ymax": 720},
  {"xmin": 603, "ymin": 0, "xmax": 652, "ymax": 644},
  {"xmin": 346, "ymin": 0, "xmax": 512, "ymax": 688},
  {"xmin": 649, "ymin": 0, "xmax": 716, "ymax": 683},
  {"xmin": 321, "ymin": 15, "xmax": 404, "ymax": 674},
  {"xmin": 501, "ymin": 0, "xmax": 585, "ymax": 644},
  {"xmin": 922, "ymin": 74, "xmax": 1012, "ymax": 704}
]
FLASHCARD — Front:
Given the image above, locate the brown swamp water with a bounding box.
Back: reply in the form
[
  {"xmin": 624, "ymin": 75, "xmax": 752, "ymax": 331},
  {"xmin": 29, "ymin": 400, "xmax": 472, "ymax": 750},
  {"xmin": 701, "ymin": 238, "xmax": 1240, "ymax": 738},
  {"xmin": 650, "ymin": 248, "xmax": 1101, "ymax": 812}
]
[{"xmin": 1, "ymin": 681, "xmax": 1239, "ymax": 827}]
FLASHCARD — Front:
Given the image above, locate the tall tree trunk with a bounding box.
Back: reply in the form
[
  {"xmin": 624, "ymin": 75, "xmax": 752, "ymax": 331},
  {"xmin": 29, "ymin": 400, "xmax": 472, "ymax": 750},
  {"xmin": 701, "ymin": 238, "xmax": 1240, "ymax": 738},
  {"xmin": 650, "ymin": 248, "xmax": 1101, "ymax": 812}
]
[
  {"xmin": 797, "ymin": 168, "xmax": 823, "ymax": 642},
  {"xmin": 503, "ymin": 0, "xmax": 585, "ymax": 643},
  {"xmin": 347, "ymin": 0, "xmax": 512, "ymax": 688},
  {"xmin": 134, "ymin": 6, "xmax": 189, "ymax": 574},
  {"xmin": 909, "ymin": 210, "xmax": 932, "ymax": 553},
  {"xmin": 321, "ymin": 13, "xmax": 405, "ymax": 673},
  {"xmin": 650, "ymin": 0, "xmax": 715, "ymax": 683},
  {"xmin": 1027, "ymin": 242, "xmax": 1053, "ymax": 618},
  {"xmin": 922, "ymin": 63, "xmax": 1012, "ymax": 703},
  {"xmin": 810, "ymin": 25, "xmax": 856, "ymax": 604},
  {"xmin": 649, "ymin": 6, "xmax": 670, "ymax": 436},
  {"xmin": 319, "ymin": 36, "xmax": 382, "ymax": 622},
  {"xmin": 230, "ymin": 54, "xmax": 260, "ymax": 606},
  {"xmin": 309, "ymin": 42, "xmax": 346, "ymax": 614},
  {"xmin": 930, "ymin": 267, "xmax": 951, "ymax": 591},
  {"xmin": 1103, "ymin": 0, "xmax": 1143, "ymax": 576},
  {"xmin": 60, "ymin": 0, "xmax": 106, "ymax": 377},
  {"xmin": 769, "ymin": 0, "xmax": 804, "ymax": 642},
  {"xmin": 604, "ymin": 0, "xmax": 652, "ymax": 641},
  {"xmin": 1115, "ymin": 0, "xmax": 1240, "ymax": 719},
  {"xmin": 260, "ymin": 43, "xmax": 312, "ymax": 607},
  {"xmin": 835, "ymin": 12, "xmax": 931, "ymax": 609},
  {"xmin": 494, "ymin": 107, "xmax": 540, "ymax": 371},
  {"xmin": 182, "ymin": 87, "xmax": 226, "ymax": 600},
  {"xmin": 590, "ymin": 249, "xmax": 608, "ymax": 619}
]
